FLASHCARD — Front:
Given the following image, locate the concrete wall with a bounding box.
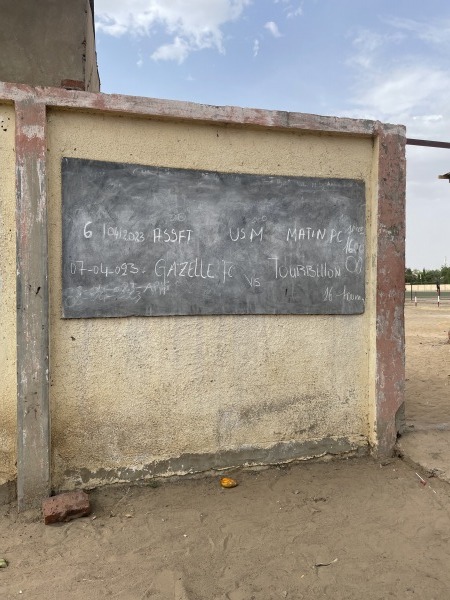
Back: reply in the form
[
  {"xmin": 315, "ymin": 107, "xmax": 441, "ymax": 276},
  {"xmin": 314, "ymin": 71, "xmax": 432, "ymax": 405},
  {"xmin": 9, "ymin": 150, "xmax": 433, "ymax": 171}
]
[
  {"xmin": 85, "ymin": 1, "xmax": 101, "ymax": 92},
  {"xmin": 0, "ymin": 83, "xmax": 406, "ymax": 507},
  {"xmin": 0, "ymin": 104, "xmax": 16, "ymax": 496},
  {"xmin": 405, "ymin": 284, "xmax": 450, "ymax": 293},
  {"xmin": 0, "ymin": 0, "xmax": 99, "ymax": 91},
  {"xmin": 46, "ymin": 110, "xmax": 375, "ymax": 489}
]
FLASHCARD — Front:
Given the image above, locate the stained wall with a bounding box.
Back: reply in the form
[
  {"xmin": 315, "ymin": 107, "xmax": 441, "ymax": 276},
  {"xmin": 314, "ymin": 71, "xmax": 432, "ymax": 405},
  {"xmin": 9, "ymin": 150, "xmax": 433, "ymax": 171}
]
[
  {"xmin": 46, "ymin": 109, "xmax": 377, "ymax": 489},
  {"xmin": 0, "ymin": 0, "xmax": 99, "ymax": 91},
  {"xmin": 0, "ymin": 104, "xmax": 16, "ymax": 493}
]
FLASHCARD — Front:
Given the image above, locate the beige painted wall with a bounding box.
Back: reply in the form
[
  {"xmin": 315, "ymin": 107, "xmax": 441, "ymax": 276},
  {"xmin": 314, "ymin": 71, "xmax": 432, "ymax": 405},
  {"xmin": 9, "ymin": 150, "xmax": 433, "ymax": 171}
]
[
  {"xmin": 0, "ymin": 104, "xmax": 16, "ymax": 486},
  {"xmin": 47, "ymin": 109, "xmax": 377, "ymax": 489}
]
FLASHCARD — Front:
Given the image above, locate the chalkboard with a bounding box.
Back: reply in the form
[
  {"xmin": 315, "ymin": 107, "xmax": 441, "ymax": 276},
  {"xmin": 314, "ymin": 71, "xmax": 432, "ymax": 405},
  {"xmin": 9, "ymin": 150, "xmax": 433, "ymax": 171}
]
[{"xmin": 62, "ymin": 158, "xmax": 366, "ymax": 318}]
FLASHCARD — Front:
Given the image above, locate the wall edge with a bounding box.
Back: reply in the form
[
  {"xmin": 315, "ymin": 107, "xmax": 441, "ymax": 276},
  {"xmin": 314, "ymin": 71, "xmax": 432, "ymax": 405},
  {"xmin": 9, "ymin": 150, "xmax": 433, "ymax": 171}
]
[
  {"xmin": 373, "ymin": 122, "xmax": 406, "ymax": 457},
  {"xmin": 0, "ymin": 81, "xmax": 392, "ymax": 137},
  {"xmin": 15, "ymin": 99, "xmax": 51, "ymax": 510}
]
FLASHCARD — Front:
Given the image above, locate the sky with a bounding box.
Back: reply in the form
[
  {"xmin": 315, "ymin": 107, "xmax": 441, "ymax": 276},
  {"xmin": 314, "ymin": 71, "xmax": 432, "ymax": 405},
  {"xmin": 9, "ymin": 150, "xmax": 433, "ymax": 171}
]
[{"xmin": 94, "ymin": 0, "xmax": 450, "ymax": 270}]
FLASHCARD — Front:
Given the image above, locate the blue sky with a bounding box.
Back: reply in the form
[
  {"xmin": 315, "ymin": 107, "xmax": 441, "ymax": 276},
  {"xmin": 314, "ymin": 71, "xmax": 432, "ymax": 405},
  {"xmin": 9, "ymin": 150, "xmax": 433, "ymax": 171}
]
[{"xmin": 95, "ymin": 0, "xmax": 450, "ymax": 269}]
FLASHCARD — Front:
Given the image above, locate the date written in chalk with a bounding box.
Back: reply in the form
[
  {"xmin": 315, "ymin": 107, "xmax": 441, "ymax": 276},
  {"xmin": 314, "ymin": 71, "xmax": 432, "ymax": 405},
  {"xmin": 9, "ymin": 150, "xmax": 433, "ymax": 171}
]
[
  {"xmin": 83, "ymin": 222, "xmax": 193, "ymax": 244},
  {"xmin": 70, "ymin": 261, "xmax": 141, "ymax": 277}
]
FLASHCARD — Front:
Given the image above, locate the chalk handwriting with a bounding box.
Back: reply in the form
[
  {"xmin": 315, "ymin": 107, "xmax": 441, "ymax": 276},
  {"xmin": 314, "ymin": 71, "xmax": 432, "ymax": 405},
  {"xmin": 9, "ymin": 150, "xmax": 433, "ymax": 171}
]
[
  {"xmin": 155, "ymin": 257, "xmax": 216, "ymax": 287},
  {"xmin": 323, "ymin": 286, "xmax": 365, "ymax": 304},
  {"xmin": 250, "ymin": 215, "xmax": 267, "ymax": 226},
  {"xmin": 286, "ymin": 227, "xmax": 327, "ymax": 242},
  {"xmin": 222, "ymin": 260, "xmax": 235, "ymax": 283},
  {"xmin": 346, "ymin": 224, "xmax": 365, "ymax": 235},
  {"xmin": 329, "ymin": 229, "xmax": 344, "ymax": 244},
  {"xmin": 70, "ymin": 261, "xmax": 140, "ymax": 277},
  {"xmin": 153, "ymin": 228, "xmax": 193, "ymax": 243},
  {"xmin": 336, "ymin": 286, "xmax": 365, "ymax": 303},
  {"xmin": 169, "ymin": 212, "xmax": 186, "ymax": 222},
  {"xmin": 229, "ymin": 227, "xmax": 264, "ymax": 242},
  {"xmin": 243, "ymin": 274, "xmax": 261, "ymax": 288},
  {"xmin": 103, "ymin": 225, "xmax": 145, "ymax": 243},
  {"xmin": 268, "ymin": 257, "xmax": 341, "ymax": 279},
  {"xmin": 345, "ymin": 236, "xmax": 363, "ymax": 255},
  {"xmin": 67, "ymin": 201, "xmax": 365, "ymax": 314},
  {"xmin": 345, "ymin": 255, "xmax": 363, "ymax": 274}
]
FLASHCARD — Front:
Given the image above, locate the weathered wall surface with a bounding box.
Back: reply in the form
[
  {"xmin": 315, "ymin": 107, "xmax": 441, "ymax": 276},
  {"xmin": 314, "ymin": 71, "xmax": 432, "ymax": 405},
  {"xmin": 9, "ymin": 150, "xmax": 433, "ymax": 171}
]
[
  {"xmin": 47, "ymin": 110, "xmax": 377, "ymax": 489},
  {"xmin": 0, "ymin": 104, "xmax": 16, "ymax": 492},
  {"xmin": 85, "ymin": 1, "xmax": 100, "ymax": 92},
  {"xmin": 0, "ymin": 0, "xmax": 99, "ymax": 91}
]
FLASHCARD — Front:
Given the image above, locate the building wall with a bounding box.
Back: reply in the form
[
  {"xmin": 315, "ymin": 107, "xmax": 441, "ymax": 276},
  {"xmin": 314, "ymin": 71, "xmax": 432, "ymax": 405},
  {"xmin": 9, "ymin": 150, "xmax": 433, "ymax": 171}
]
[
  {"xmin": 405, "ymin": 284, "xmax": 450, "ymax": 293},
  {"xmin": 0, "ymin": 104, "xmax": 16, "ymax": 491},
  {"xmin": 0, "ymin": 0, "xmax": 99, "ymax": 91},
  {"xmin": 47, "ymin": 109, "xmax": 377, "ymax": 489},
  {"xmin": 85, "ymin": 1, "xmax": 100, "ymax": 92},
  {"xmin": 0, "ymin": 83, "xmax": 405, "ymax": 508}
]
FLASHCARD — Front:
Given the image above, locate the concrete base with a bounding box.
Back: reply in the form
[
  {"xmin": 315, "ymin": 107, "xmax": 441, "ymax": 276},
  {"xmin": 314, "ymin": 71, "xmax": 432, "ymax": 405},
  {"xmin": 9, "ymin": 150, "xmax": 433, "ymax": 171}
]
[{"xmin": 59, "ymin": 436, "xmax": 368, "ymax": 491}]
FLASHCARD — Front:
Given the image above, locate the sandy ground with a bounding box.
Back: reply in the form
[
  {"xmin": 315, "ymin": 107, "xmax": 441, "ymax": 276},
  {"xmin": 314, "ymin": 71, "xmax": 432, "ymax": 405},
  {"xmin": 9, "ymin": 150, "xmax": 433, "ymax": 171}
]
[
  {"xmin": 404, "ymin": 301, "xmax": 450, "ymax": 427},
  {"xmin": 1, "ymin": 304, "xmax": 450, "ymax": 600},
  {"xmin": 398, "ymin": 302, "xmax": 450, "ymax": 482}
]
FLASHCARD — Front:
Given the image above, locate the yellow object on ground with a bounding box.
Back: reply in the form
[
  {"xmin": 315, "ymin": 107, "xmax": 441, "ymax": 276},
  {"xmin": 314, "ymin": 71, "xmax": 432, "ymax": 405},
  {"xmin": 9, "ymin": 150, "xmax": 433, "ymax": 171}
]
[{"xmin": 220, "ymin": 477, "xmax": 238, "ymax": 488}]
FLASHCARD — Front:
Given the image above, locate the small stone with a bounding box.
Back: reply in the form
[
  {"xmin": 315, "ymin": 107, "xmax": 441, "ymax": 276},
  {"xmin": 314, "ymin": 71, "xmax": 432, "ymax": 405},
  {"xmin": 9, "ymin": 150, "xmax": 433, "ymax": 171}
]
[
  {"xmin": 0, "ymin": 558, "xmax": 8, "ymax": 568},
  {"xmin": 42, "ymin": 490, "xmax": 91, "ymax": 525}
]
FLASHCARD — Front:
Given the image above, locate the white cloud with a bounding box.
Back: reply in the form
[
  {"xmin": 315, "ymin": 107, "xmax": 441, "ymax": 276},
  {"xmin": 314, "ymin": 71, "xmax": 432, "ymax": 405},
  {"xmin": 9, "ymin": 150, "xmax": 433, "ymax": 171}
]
[
  {"xmin": 264, "ymin": 21, "xmax": 282, "ymax": 38},
  {"xmin": 346, "ymin": 25, "xmax": 450, "ymax": 134},
  {"xmin": 95, "ymin": 0, "xmax": 251, "ymax": 63},
  {"xmin": 345, "ymin": 64, "xmax": 450, "ymax": 145},
  {"xmin": 353, "ymin": 67, "xmax": 450, "ymax": 122},
  {"xmin": 274, "ymin": 0, "xmax": 303, "ymax": 18},
  {"xmin": 287, "ymin": 6, "xmax": 303, "ymax": 18},
  {"xmin": 347, "ymin": 30, "xmax": 405, "ymax": 70},
  {"xmin": 253, "ymin": 39, "xmax": 260, "ymax": 57},
  {"xmin": 151, "ymin": 37, "xmax": 190, "ymax": 63},
  {"xmin": 412, "ymin": 114, "xmax": 443, "ymax": 123},
  {"xmin": 384, "ymin": 17, "xmax": 450, "ymax": 47},
  {"xmin": 344, "ymin": 20, "xmax": 450, "ymax": 269}
]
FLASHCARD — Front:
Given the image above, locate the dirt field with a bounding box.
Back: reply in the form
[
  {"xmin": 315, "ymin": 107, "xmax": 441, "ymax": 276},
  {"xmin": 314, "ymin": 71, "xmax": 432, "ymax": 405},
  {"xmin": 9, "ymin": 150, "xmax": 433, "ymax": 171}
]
[
  {"xmin": 1, "ymin": 304, "xmax": 450, "ymax": 600},
  {"xmin": 404, "ymin": 301, "xmax": 450, "ymax": 427}
]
